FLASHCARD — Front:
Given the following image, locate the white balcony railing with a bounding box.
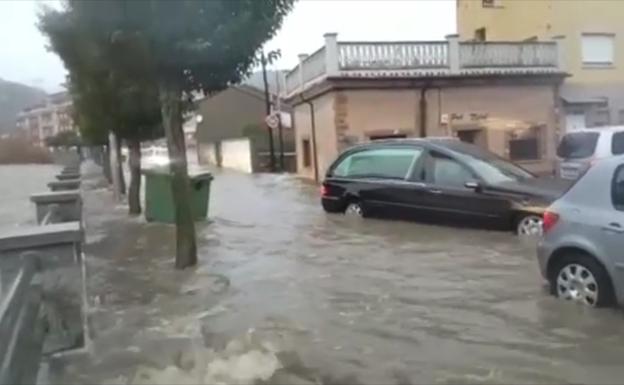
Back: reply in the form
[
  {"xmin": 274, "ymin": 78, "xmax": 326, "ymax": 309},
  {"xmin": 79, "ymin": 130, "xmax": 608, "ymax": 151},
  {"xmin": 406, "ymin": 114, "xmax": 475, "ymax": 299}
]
[
  {"xmin": 339, "ymin": 42, "xmax": 448, "ymax": 70},
  {"xmin": 285, "ymin": 34, "xmax": 563, "ymax": 97},
  {"xmin": 459, "ymin": 42, "xmax": 558, "ymax": 68}
]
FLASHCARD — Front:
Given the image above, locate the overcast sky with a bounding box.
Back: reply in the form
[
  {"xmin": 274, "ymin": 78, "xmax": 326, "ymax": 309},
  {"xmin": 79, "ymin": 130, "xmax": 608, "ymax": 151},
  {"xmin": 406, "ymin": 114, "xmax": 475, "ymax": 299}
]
[{"xmin": 0, "ymin": 0, "xmax": 455, "ymax": 93}]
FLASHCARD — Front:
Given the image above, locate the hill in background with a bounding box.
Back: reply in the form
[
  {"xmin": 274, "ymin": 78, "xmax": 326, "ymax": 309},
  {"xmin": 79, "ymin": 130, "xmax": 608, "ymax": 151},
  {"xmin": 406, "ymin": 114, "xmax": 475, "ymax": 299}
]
[{"xmin": 0, "ymin": 78, "xmax": 46, "ymax": 135}]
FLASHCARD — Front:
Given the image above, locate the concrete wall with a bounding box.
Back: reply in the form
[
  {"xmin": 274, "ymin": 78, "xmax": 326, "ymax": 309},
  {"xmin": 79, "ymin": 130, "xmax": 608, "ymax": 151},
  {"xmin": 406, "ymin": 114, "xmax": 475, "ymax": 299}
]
[
  {"xmin": 197, "ymin": 142, "xmax": 219, "ymax": 166},
  {"xmin": 295, "ymin": 81, "xmax": 559, "ymax": 179},
  {"xmin": 195, "ymin": 87, "xmax": 266, "ymax": 145},
  {"xmin": 220, "ymin": 138, "xmax": 254, "ymax": 173},
  {"xmin": 293, "ymin": 92, "xmax": 338, "ymax": 181}
]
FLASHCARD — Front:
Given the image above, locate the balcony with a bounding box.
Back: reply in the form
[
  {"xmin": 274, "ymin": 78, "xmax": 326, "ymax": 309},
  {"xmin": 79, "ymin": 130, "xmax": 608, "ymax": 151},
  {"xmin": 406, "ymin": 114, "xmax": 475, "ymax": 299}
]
[{"xmin": 285, "ymin": 33, "xmax": 564, "ymax": 97}]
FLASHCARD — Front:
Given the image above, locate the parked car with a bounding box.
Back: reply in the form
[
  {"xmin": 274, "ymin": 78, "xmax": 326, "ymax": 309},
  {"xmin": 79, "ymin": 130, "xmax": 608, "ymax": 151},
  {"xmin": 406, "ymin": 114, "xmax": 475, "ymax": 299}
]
[
  {"xmin": 537, "ymin": 155, "xmax": 624, "ymax": 307},
  {"xmin": 321, "ymin": 138, "xmax": 570, "ymax": 236},
  {"xmin": 557, "ymin": 126, "xmax": 624, "ymax": 180}
]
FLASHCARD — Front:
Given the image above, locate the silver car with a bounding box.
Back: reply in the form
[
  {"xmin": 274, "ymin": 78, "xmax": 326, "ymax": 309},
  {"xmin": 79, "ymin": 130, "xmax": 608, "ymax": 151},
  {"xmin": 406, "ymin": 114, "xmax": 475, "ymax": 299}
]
[{"xmin": 537, "ymin": 155, "xmax": 624, "ymax": 307}]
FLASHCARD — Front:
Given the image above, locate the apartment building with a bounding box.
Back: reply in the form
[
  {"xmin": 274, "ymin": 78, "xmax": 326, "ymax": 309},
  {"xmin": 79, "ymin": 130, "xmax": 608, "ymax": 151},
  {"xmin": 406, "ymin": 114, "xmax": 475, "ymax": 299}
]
[
  {"xmin": 16, "ymin": 91, "xmax": 75, "ymax": 146},
  {"xmin": 457, "ymin": 0, "xmax": 624, "ymax": 130}
]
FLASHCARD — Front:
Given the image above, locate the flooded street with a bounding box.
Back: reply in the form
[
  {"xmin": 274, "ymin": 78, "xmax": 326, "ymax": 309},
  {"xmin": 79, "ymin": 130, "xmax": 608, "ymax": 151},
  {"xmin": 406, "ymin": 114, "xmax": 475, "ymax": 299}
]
[{"xmin": 42, "ymin": 166, "xmax": 624, "ymax": 384}]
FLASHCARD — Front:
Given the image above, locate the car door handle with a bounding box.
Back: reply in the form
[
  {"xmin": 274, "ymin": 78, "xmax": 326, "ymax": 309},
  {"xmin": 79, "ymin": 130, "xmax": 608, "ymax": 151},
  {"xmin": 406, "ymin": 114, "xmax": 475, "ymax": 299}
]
[
  {"xmin": 601, "ymin": 222, "xmax": 624, "ymax": 234},
  {"xmin": 428, "ymin": 189, "xmax": 443, "ymax": 194}
]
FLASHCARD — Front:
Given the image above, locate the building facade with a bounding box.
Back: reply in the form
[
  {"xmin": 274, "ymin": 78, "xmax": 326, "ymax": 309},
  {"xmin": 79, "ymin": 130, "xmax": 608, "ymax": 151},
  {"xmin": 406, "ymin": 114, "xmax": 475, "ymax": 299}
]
[
  {"xmin": 457, "ymin": 0, "xmax": 624, "ymax": 130},
  {"xmin": 15, "ymin": 91, "xmax": 75, "ymax": 146},
  {"xmin": 285, "ymin": 33, "xmax": 566, "ymax": 181}
]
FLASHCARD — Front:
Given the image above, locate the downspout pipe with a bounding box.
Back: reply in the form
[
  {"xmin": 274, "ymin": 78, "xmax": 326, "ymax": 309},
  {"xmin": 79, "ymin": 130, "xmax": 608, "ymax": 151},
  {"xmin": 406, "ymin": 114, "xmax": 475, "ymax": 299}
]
[
  {"xmin": 419, "ymin": 85, "xmax": 430, "ymax": 138},
  {"xmin": 298, "ymin": 95, "xmax": 320, "ymax": 183}
]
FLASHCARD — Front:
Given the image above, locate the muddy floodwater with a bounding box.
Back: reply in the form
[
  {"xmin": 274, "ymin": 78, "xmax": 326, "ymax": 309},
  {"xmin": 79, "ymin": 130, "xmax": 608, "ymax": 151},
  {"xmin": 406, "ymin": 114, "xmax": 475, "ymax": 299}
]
[
  {"xmin": 10, "ymin": 165, "xmax": 622, "ymax": 384},
  {"xmin": 0, "ymin": 164, "xmax": 60, "ymax": 227}
]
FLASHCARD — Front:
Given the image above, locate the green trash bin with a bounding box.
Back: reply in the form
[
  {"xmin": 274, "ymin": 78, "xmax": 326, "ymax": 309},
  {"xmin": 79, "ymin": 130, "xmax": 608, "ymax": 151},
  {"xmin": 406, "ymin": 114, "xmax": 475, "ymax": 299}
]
[{"xmin": 143, "ymin": 167, "xmax": 213, "ymax": 223}]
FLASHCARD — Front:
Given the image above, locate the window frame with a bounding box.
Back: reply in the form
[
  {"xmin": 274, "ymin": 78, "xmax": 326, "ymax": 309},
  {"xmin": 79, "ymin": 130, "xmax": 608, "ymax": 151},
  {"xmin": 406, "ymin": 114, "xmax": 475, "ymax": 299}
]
[
  {"xmin": 581, "ymin": 33, "xmax": 615, "ymax": 67},
  {"xmin": 422, "ymin": 149, "xmax": 482, "ymax": 188},
  {"xmin": 611, "ymin": 164, "xmax": 624, "ymax": 211},
  {"xmin": 329, "ymin": 145, "xmax": 423, "ymax": 181}
]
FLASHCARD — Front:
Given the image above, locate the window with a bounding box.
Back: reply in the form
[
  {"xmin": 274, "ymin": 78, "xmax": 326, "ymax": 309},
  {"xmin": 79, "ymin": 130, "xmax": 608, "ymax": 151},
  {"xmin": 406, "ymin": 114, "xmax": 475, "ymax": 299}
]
[
  {"xmin": 302, "ymin": 139, "xmax": 311, "ymax": 168},
  {"xmin": 581, "ymin": 34, "xmax": 614, "ymax": 65},
  {"xmin": 612, "ymin": 165, "xmax": 624, "ymax": 211},
  {"xmin": 474, "ymin": 28, "xmax": 487, "ymax": 42},
  {"xmin": 509, "ymin": 138, "xmax": 539, "ymax": 160},
  {"xmin": 427, "ymin": 151, "xmax": 476, "ymax": 188},
  {"xmin": 557, "ymin": 132, "xmax": 600, "ymax": 159},
  {"xmin": 612, "ymin": 132, "xmax": 624, "ymax": 155},
  {"xmin": 332, "ymin": 147, "xmax": 422, "ymax": 180},
  {"xmin": 619, "ymin": 110, "xmax": 624, "ymax": 125},
  {"xmin": 588, "ymin": 108, "xmax": 610, "ymax": 127}
]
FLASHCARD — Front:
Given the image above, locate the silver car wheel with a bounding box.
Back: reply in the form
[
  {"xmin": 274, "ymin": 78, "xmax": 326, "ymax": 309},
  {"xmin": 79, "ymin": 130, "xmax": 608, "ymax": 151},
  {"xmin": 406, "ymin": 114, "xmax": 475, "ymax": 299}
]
[
  {"xmin": 517, "ymin": 215, "xmax": 543, "ymax": 237},
  {"xmin": 345, "ymin": 202, "xmax": 363, "ymax": 217},
  {"xmin": 556, "ymin": 263, "xmax": 599, "ymax": 306}
]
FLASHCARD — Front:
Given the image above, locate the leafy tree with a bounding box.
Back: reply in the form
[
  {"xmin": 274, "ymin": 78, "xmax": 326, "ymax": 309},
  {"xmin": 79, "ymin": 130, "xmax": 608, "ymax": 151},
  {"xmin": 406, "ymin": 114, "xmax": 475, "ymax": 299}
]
[
  {"xmin": 40, "ymin": 5, "xmax": 163, "ymax": 215},
  {"xmin": 66, "ymin": 0, "xmax": 295, "ymax": 268}
]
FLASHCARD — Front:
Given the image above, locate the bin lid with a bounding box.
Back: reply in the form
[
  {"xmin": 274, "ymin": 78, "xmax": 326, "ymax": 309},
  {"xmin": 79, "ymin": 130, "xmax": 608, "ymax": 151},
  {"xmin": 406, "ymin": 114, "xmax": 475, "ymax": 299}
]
[
  {"xmin": 189, "ymin": 171, "xmax": 213, "ymax": 181},
  {"xmin": 141, "ymin": 166, "xmax": 171, "ymax": 176}
]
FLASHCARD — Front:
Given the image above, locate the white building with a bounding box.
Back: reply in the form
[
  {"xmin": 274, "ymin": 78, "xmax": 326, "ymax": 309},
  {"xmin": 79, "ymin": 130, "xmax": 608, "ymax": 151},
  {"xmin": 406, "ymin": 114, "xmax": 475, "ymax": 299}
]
[{"xmin": 15, "ymin": 91, "xmax": 75, "ymax": 146}]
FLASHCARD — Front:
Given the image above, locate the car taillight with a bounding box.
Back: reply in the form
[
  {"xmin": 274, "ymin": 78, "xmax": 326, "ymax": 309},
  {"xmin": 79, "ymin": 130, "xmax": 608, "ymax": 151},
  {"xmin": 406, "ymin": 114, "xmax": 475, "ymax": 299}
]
[
  {"xmin": 543, "ymin": 211, "xmax": 560, "ymax": 233},
  {"xmin": 320, "ymin": 184, "xmax": 329, "ymax": 197}
]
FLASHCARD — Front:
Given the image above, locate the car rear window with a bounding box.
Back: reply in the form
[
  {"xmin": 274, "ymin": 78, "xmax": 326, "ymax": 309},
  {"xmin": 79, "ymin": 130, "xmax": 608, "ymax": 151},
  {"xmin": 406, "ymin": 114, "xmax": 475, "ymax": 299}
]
[
  {"xmin": 611, "ymin": 132, "xmax": 624, "ymax": 155},
  {"xmin": 556, "ymin": 132, "xmax": 599, "ymax": 159}
]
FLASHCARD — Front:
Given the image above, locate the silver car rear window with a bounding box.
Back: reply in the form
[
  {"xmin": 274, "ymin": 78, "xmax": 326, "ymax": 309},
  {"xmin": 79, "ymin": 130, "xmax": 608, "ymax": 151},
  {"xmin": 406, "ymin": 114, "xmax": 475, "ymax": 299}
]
[{"xmin": 556, "ymin": 132, "xmax": 600, "ymax": 159}]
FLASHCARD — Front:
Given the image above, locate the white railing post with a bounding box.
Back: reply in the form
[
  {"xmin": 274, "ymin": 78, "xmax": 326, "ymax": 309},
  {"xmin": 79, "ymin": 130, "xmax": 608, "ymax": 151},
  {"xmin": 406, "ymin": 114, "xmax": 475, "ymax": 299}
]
[
  {"xmin": 297, "ymin": 54, "xmax": 308, "ymax": 93},
  {"xmin": 552, "ymin": 35, "xmax": 566, "ymax": 72},
  {"xmin": 446, "ymin": 34, "xmax": 460, "ymax": 73},
  {"xmin": 324, "ymin": 32, "xmax": 339, "ymax": 76}
]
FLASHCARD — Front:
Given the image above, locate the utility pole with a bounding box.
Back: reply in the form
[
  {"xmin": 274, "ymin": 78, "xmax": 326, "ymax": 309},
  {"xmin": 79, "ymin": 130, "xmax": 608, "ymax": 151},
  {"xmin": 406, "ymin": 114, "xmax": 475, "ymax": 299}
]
[
  {"xmin": 261, "ymin": 51, "xmax": 276, "ymax": 172},
  {"xmin": 275, "ymin": 70, "xmax": 285, "ymax": 171}
]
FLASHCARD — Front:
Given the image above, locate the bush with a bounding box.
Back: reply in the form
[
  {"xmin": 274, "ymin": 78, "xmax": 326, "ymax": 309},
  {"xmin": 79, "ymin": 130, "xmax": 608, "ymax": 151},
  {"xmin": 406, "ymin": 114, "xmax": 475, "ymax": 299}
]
[{"xmin": 0, "ymin": 137, "xmax": 53, "ymax": 164}]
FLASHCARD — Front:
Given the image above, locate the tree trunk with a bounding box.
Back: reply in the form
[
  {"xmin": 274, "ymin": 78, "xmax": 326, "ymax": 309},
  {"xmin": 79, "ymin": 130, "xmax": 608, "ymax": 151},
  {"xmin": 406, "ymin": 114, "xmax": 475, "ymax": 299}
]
[
  {"xmin": 159, "ymin": 82, "xmax": 197, "ymax": 269},
  {"xmin": 128, "ymin": 139, "xmax": 142, "ymax": 215},
  {"xmin": 103, "ymin": 145, "xmax": 112, "ymax": 183},
  {"xmin": 108, "ymin": 132, "xmax": 121, "ymax": 201},
  {"xmin": 117, "ymin": 138, "xmax": 126, "ymax": 195}
]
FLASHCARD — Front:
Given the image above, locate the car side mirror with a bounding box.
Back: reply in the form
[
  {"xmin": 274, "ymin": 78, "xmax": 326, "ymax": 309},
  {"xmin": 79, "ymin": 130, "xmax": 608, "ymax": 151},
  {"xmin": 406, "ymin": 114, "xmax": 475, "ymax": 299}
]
[{"xmin": 464, "ymin": 181, "xmax": 481, "ymax": 191}]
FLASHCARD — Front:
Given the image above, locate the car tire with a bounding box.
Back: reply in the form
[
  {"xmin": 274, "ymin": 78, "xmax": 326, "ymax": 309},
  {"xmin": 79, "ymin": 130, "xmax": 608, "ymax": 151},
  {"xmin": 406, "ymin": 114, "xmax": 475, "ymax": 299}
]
[
  {"xmin": 344, "ymin": 200, "xmax": 365, "ymax": 217},
  {"xmin": 515, "ymin": 213, "xmax": 543, "ymax": 237},
  {"xmin": 550, "ymin": 252, "xmax": 615, "ymax": 308}
]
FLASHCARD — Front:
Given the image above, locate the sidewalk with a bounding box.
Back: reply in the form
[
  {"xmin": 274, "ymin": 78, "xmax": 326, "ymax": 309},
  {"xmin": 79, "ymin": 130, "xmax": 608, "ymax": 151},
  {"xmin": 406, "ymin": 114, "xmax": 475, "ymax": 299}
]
[{"xmin": 48, "ymin": 163, "xmax": 312, "ymax": 385}]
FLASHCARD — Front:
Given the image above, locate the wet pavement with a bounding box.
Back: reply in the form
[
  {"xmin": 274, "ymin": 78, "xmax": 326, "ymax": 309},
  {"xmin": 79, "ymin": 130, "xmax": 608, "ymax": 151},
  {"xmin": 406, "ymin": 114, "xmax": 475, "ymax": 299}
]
[{"xmin": 29, "ymin": 164, "xmax": 624, "ymax": 384}]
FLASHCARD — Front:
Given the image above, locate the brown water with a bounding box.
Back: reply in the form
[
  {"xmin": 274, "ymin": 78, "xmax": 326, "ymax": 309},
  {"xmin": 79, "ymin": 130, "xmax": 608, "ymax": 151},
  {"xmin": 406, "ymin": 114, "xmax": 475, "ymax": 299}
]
[
  {"xmin": 51, "ymin": 167, "xmax": 624, "ymax": 384},
  {"xmin": 0, "ymin": 164, "xmax": 60, "ymax": 228}
]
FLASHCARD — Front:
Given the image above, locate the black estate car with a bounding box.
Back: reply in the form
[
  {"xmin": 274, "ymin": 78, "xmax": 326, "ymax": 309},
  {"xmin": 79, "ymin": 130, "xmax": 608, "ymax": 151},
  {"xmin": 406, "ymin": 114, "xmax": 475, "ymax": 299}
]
[{"xmin": 321, "ymin": 138, "xmax": 571, "ymax": 236}]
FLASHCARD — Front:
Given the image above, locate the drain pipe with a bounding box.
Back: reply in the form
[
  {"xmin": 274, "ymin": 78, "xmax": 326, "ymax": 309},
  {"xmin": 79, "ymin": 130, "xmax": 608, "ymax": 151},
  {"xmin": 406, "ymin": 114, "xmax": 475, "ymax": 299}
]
[
  {"xmin": 419, "ymin": 85, "xmax": 430, "ymax": 138},
  {"xmin": 299, "ymin": 95, "xmax": 320, "ymax": 182}
]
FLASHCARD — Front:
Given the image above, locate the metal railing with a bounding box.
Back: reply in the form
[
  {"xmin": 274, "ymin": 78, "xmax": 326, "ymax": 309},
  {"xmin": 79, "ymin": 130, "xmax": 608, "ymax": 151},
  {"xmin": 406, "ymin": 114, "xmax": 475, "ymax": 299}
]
[{"xmin": 0, "ymin": 252, "xmax": 45, "ymax": 385}]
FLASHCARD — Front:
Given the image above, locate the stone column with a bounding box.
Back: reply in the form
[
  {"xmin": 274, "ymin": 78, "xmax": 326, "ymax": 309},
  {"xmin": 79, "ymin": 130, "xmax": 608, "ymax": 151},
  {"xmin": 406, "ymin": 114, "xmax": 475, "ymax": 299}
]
[
  {"xmin": 324, "ymin": 32, "xmax": 339, "ymax": 76},
  {"xmin": 446, "ymin": 34, "xmax": 460, "ymax": 73}
]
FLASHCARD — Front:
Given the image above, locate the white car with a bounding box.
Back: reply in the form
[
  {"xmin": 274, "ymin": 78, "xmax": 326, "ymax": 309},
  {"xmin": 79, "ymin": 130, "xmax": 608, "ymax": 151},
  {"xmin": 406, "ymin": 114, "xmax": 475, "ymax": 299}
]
[{"xmin": 557, "ymin": 126, "xmax": 624, "ymax": 180}]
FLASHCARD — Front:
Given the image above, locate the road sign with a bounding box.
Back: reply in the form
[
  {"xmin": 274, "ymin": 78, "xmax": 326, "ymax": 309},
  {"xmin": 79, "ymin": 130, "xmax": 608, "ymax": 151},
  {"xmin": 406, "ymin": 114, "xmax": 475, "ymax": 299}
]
[{"xmin": 265, "ymin": 113, "xmax": 279, "ymax": 130}]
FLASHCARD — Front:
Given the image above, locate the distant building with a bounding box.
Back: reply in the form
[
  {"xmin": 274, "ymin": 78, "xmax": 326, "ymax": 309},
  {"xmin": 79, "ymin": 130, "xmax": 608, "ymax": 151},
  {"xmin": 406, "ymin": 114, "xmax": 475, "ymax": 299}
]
[
  {"xmin": 284, "ymin": 33, "xmax": 566, "ymax": 181},
  {"xmin": 15, "ymin": 91, "xmax": 75, "ymax": 146},
  {"xmin": 457, "ymin": 0, "xmax": 624, "ymax": 130},
  {"xmin": 195, "ymin": 84, "xmax": 294, "ymax": 172}
]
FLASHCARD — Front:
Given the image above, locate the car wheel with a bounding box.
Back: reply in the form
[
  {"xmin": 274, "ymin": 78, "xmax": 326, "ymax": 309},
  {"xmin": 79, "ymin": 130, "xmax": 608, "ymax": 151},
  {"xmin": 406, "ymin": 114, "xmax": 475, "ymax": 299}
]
[
  {"xmin": 550, "ymin": 253, "xmax": 614, "ymax": 307},
  {"xmin": 516, "ymin": 214, "xmax": 543, "ymax": 237},
  {"xmin": 344, "ymin": 201, "xmax": 364, "ymax": 217}
]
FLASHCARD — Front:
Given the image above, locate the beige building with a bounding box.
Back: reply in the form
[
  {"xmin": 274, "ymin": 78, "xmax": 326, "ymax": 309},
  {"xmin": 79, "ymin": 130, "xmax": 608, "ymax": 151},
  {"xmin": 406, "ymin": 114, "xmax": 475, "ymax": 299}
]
[
  {"xmin": 16, "ymin": 91, "xmax": 75, "ymax": 146},
  {"xmin": 285, "ymin": 33, "xmax": 566, "ymax": 181},
  {"xmin": 457, "ymin": 0, "xmax": 624, "ymax": 130}
]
